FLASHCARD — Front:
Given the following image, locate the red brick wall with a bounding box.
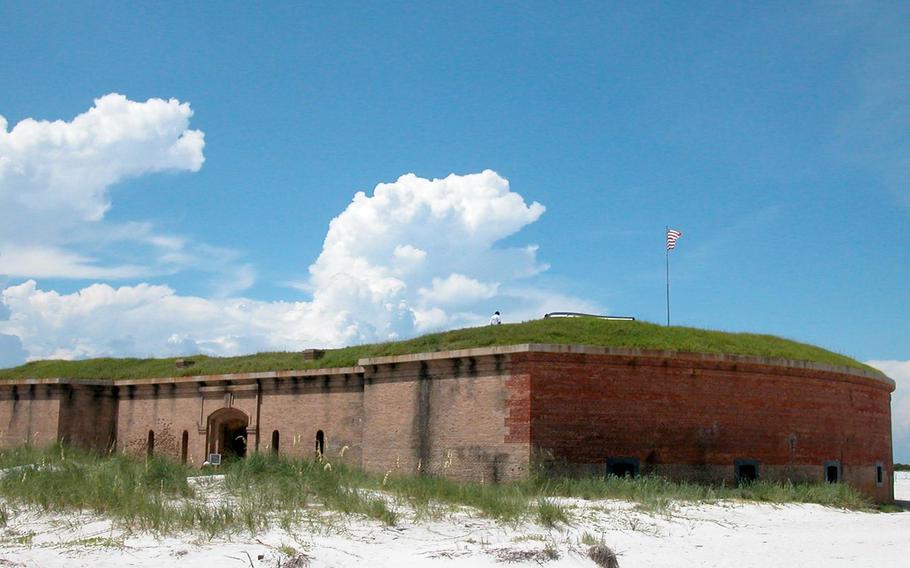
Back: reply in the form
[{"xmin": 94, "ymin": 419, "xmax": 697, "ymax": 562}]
[
  {"xmin": 257, "ymin": 373, "xmax": 364, "ymax": 467},
  {"xmin": 116, "ymin": 382, "xmax": 212, "ymax": 462},
  {"xmin": 57, "ymin": 384, "xmax": 117, "ymax": 452},
  {"xmin": 115, "ymin": 372, "xmax": 365, "ymax": 468},
  {"xmin": 0, "ymin": 383, "xmax": 61, "ymax": 448},
  {"xmin": 362, "ymin": 355, "xmax": 530, "ymax": 483},
  {"xmin": 516, "ymin": 351, "xmax": 894, "ymax": 502}
]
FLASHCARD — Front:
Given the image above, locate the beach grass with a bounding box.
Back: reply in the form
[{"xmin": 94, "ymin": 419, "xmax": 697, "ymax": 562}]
[
  {"xmin": 0, "ymin": 446, "xmax": 875, "ymax": 537},
  {"xmin": 0, "ymin": 317, "xmax": 880, "ymax": 380}
]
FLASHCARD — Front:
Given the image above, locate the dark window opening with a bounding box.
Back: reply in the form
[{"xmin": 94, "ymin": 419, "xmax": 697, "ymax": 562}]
[
  {"xmin": 181, "ymin": 430, "xmax": 189, "ymax": 464},
  {"xmin": 271, "ymin": 430, "xmax": 280, "ymax": 454},
  {"xmin": 825, "ymin": 461, "xmax": 839, "ymax": 483},
  {"xmin": 606, "ymin": 457, "xmax": 640, "ymax": 478},
  {"xmin": 147, "ymin": 430, "xmax": 155, "ymax": 458},
  {"xmin": 876, "ymin": 462, "xmax": 884, "ymax": 487},
  {"xmin": 316, "ymin": 430, "xmax": 325, "ymax": 456},
  {"xmin": 735, "ymin": 460, "xmax": 759, "ymax": 486}
]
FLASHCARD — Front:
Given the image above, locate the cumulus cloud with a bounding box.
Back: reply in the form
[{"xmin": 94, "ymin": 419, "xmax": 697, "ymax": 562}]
[
  {"xmin": 418, "ymin": 274, "xmax": 499, "ymax": 305},
  {"xmin": 0, "ymin": 93, "xmax": 203, "ymax": 223},
  {"xmin": 866, "ymin": 360, "xmax": 910, "ymax": 463},
  {"xmin": 0, "ymin": 94, "xmax": 231, "ymax": 283},
  {"xmin": 305, "ymin": 170, "xmax": 547, "ymax": 338},
  {"xmin": 0, "ymin": 170, "xmax": 601, "ymax": 362}
]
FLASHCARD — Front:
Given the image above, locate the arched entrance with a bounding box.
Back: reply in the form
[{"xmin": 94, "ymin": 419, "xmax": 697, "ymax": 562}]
[{"xmin": 207, "ymin": 408, "xmax": 249, "ymax": 459}]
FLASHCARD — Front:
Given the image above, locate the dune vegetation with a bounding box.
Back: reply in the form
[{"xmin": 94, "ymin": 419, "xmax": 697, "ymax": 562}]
[{"xmin": 0, "ymin": 446, "xmax": 873, "ymax": 537}]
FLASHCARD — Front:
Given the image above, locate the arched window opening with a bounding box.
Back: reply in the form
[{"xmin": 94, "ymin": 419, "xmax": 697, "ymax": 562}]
[
  {"xmin": 181, "ymin": 430, "xmax": 189, "ymax": 464},
  {"xmin": 271, "ymin": 430, "xmax": 280, "ymax": 455},
  {"xmin": 147, "ymin": 430, "xmax": 155, "ymax": 458},
  {"xmin": 316, "ymin": 430, "xmax": 325, "ymax": 457}
]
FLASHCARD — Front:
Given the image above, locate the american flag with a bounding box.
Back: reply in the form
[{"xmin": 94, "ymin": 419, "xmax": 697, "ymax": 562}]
[{"xmin": 666, "ymin": 228, "xmax": 682, "ymax": 250}]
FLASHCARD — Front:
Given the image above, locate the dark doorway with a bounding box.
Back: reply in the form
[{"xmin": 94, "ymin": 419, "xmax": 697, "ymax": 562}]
[
  {"xmin": 735, "ymin": 460, "xmax": 759, "ymax": 486},
  {"xmin": 316, "ymin": 430, "xmax": 325, "ymax": 456},
  {"xmin": 224, "ymin": 422, "xmax": 248, "ymax": 459},
  {"xmin": 271, "ymin": 430, "xmax": 280, "ymax": 455},
  {"xmin": 207, "ymin": 408, "xmax": 250, "ymax": 460},
  {"xmin": 181, "ymin": 431, "xmax": 189, "ymax": 464},
  {"xmin": 825, "ymin": 461, "xmax": 839, "ymax": 483}
]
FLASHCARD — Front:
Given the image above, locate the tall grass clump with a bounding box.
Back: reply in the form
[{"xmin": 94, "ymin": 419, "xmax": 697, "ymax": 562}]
[
  {"xmin": 730, "ymin": 479, "xmax": 869, "ymax": 509},
  {"xmin": 522, "ymin": 473, "xmax": 870, "ymax": 511},
  {"xmin": 223, "ymin": 453, "xmax": 397, "ymax": 526},
  {"xmin": 379, "ymin": 472, "xmax": 530, "ymax": 522},
  {"xmin": 0, "ymin": 445, "xmax": 195, "ymax": 531},
  {"xmin": 0, "ymin": 447, "xmax": 397, "ymax": 533},
  {"xmin": 535, "ymin": 498, "xmax": 570, "ymax": 527}
]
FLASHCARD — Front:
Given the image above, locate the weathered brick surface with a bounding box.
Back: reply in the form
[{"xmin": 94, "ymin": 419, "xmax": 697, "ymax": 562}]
[
  {"xmin": 57, "ymin": 384, "xmax": 118, "ymax": 451},
  {"xmin": 117, "ymin": 382, "xmax": 216, "ymax": 463},
  {"xmin": 362, "ymin": 356, "xmax": 530, "ymax": 483},
  {"xmin": 514, "ymin": 351, "xmax": 894, "ymax": 502},
  {"xmin": 0, "ymin": 383, "xmax": 62, "ymax": 448},
  {"xmin": 257, "ymin": 373, "xmax": 364, "ymax": 467}
]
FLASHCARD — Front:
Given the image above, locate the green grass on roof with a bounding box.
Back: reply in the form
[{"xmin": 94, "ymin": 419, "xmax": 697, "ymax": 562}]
[{"xmin": 0, "ymin": 317, "xmax": 881, "ymax": 381}]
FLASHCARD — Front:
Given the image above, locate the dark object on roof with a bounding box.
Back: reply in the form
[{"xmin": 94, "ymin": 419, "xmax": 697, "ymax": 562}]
[
  {"xmin": 302, "ymin": 349, "xmax": 326, "ymax": 361},
  {"xmin": 175, "ymin": 359, "xmax": 195, "ymax": 368},
  {"xmin": 544, "ymin": 311, "xmax": 635, "ymax": 321}
]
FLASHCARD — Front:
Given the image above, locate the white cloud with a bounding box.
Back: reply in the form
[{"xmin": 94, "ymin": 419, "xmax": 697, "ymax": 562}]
[
  {"xmin": 0, "ymin": 94, "xmax": 243, "ymax": 285},
  {"xmin": 0, "ymin": 245, "xmax": 148, "ymax": 279},
  {"xmin": 866, "ymin": 360, "xmax": 910, "ymax": 463},
  {"xmin": 0, "ymin": 93, "xmax": 203, "ymax": 223},
  {"xmin": 0, "ymin": 170, "xmax": 601, "ymax": 363},
  {"xmin": 418, "ymin": 274, "xmax": 499, "ymax": 305},
  {"xmin": 393, "ymin": 244, "xmax": 427, "ymax": 263}
]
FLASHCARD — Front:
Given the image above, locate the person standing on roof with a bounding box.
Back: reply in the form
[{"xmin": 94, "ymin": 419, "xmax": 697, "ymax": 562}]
[{"xmin": 490, "ymin": 311, "xmax": 502, "ymax": 325}]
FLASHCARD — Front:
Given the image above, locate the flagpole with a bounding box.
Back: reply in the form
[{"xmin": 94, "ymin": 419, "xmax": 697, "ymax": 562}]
[{"xmin": 665, "ymin": 226, "xmax": 670, "ymax": 326}]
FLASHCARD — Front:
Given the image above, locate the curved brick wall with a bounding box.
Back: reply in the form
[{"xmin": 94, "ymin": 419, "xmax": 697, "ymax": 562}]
[
  {"xmin": 507, "ymin": 346, "xmax": 894, "ymax": 502},
  {"xmin": 0, "ymin": 343, "xmax": 895, "ymax": 503}
]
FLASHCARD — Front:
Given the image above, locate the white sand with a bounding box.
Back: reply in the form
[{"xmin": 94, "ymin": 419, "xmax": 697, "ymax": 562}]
[{"xmin": 1, "ymin": 473, "xmax": 908, "ymax": 568}]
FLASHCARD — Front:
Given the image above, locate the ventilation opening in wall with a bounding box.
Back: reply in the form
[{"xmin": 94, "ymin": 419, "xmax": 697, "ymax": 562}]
[
  {"xmin": 876, "ymin": 461, "xmax": 884, "ymax": 487},
  {"xmin": 825, "ymin": 460, "xmax": 840, "ymax": 483},
  {"xmin": 735, "ymin": 459, "xmax": 759, "ymax": 486},
  {"xmin": 271, "ymin": 430, "xmax": 280, "ymax": 454},
  {"xmin": 147, "ymin": 430, "xmax": 155, "ymax": 458},
  {"xmin": 606, "ymin": 457, "xmax": 640, "ymax": 478},
  {"xmin": 181, "ymin": 431, "xmax": 189, "ymax": 464},
  {"xmin": 316, "ymin": 430, "xmax": 325, "ymax": 457}
]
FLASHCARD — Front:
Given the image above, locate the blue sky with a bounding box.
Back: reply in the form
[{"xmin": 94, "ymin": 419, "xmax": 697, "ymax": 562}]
[{"xmin": 1, "ymin": 2, "xmax": 908, "ymax": 459}]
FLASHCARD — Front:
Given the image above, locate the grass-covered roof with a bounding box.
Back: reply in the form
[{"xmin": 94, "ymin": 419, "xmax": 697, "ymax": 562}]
[{"xmin": 0, "ymin": 318, "xmax": 881, "ymax": 381}]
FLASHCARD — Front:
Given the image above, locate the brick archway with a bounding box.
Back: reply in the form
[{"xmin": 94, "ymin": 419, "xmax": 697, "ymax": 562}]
[{"xmin": 207, "ymin": 407, "xmax": 249, "ymax": 459}]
